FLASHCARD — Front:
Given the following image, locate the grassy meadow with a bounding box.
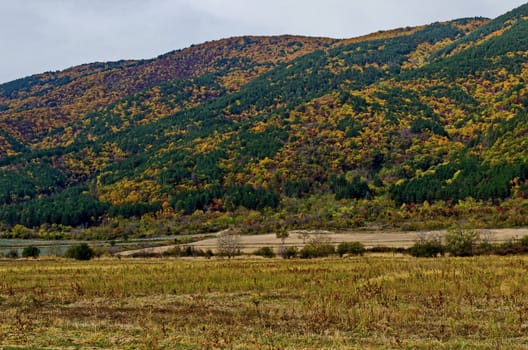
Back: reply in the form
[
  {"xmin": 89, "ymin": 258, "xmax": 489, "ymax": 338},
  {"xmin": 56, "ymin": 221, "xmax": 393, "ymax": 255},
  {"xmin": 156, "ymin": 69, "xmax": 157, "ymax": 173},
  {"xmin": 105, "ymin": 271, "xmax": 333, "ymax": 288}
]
[{"xmin": 1, "ymin": 256, "xmax": 528, "ymax": 349}]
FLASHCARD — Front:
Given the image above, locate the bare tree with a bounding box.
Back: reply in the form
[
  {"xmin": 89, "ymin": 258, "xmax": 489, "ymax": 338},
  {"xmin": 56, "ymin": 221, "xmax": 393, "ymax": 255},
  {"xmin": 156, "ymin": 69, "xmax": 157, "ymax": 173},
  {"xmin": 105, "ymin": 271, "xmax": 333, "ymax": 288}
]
[
  {"xmin": 276, "ymin": 229, "xmax": 289, "ymax": 245},
  {"xmin": 276, "ymin": 228, "xmax": 290, "ymax": 257},
  {"xmin": 217, "ymin": 228, "xmax": 241, "ymax": 258},
  {"xmin": 297, "ymin": 231, "xmax": 311, "ymax": 244}
]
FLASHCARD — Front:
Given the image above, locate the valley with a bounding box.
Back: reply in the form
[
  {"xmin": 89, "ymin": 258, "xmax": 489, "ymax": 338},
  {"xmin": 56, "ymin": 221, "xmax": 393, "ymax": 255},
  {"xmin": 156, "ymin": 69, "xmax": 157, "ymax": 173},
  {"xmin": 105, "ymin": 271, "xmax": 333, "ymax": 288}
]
[{"xmin": 1, "ymin": 3, "xmax": 528, "ymax": 348}]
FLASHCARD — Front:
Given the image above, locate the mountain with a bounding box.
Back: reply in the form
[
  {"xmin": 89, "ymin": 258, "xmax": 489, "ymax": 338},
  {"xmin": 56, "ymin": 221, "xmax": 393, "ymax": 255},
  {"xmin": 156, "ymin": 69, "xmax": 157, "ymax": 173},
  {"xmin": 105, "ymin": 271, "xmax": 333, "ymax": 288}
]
[
  {"xmin": 0, "ymin": 36, "xmax": 337, "ymax": 151},
  {"xmin": 0, "ymin": 4, "xmax": 527, "ymax": 237}
]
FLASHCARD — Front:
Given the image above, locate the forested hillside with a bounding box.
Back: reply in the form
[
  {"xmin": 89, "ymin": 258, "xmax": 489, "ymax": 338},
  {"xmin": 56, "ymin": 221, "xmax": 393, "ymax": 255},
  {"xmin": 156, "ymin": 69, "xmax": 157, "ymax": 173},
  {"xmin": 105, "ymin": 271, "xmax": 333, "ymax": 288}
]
[{"xmin": 0, "ymin": 4, "xmax": 527, "ymax": 238}]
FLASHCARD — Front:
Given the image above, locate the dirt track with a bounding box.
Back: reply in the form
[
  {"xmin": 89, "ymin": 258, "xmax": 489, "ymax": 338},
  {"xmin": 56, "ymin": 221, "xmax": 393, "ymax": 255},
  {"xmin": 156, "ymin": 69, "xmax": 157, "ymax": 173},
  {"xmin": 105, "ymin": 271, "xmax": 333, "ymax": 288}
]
[{"xmin": 118, "ymin": 228, "xmax": 528, "ymax": 256}]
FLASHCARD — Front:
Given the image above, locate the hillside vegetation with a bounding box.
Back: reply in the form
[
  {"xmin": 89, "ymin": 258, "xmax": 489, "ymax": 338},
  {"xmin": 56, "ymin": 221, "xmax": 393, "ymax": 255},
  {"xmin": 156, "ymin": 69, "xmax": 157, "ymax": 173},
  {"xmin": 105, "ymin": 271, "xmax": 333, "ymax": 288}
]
[{"xmin": 0, "ymin": 4, "xmax": 528, "ymax": 238}]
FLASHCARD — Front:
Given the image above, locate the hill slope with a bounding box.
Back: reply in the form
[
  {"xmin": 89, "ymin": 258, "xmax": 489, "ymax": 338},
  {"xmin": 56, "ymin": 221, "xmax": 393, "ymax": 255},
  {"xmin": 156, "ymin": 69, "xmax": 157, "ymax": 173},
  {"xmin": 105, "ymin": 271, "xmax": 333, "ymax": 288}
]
[
  {"xmin": 0, "ymin": 4, "xmax": 527, "ymax": 237},
  {"xmin": 0, "ymin": 36, "xmax": 337, "ymax": 153}
]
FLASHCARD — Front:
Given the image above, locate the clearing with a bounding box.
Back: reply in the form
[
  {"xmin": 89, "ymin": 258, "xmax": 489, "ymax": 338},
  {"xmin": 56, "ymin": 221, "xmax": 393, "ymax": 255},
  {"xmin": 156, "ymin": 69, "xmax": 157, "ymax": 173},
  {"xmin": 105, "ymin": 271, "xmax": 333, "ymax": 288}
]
[{"xmin": 118, "ymin": 227, "xmax": 528, "ymax": 256}]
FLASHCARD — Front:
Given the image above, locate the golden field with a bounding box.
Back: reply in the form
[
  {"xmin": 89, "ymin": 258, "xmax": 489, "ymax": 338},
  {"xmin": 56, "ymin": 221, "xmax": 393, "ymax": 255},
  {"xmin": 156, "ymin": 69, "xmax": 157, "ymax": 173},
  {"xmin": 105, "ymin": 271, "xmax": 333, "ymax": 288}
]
[{"xmin": 1, "ymin": 256, "xmax": 528, "ymax": 349}]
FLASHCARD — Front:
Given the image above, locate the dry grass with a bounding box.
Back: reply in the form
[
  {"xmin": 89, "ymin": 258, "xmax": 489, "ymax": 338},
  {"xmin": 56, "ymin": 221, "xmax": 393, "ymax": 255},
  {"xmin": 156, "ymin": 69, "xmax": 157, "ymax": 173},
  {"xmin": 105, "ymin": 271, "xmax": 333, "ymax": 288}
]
[{"xmin": 1, "ymin": 256, "xmax": 528, "ymax": 349}]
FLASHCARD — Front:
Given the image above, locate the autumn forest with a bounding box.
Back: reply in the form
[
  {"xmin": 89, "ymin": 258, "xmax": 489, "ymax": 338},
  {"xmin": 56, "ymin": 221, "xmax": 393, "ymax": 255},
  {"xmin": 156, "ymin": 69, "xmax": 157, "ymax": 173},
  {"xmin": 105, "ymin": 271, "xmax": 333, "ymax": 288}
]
[{"xmin": 1, "ymin": 4, "xmax": 528, "ymax": 239}]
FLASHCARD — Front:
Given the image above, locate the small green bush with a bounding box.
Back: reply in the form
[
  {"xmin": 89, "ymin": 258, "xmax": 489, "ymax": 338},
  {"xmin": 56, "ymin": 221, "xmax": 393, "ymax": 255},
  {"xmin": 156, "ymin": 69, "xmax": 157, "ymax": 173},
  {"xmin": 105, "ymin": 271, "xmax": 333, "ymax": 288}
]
[
  {"xmin": 337, "ymin": 242, "xmax": 365, "ymax": 257},
  {"xmin": 22, "ymin": 246, "xmax": 40, "ymax": 258},
  {"xmin": 254, "ymin": 246, "xmax": 276, "ymax": 258},
  {"xmin": 280, "ymin": 246, "xmax": 298, "ymax": 259},
  {"xmin": 445, "ymin": 227, "xmax": 479, "ymax": 257},
  {"xmin": 409, "ymin": 242, "xmax": 444, "ymax": 257},
  {"xmin": 409, "ymin": 234, "xmax": 444, "ymax": 257},
  {"xmin": 300, "ymin": 243, "xmax": 335, "ymax": 259},
  {"xmin": 65, "ymin": 243, "xmax": 95, "ymax": 260}
]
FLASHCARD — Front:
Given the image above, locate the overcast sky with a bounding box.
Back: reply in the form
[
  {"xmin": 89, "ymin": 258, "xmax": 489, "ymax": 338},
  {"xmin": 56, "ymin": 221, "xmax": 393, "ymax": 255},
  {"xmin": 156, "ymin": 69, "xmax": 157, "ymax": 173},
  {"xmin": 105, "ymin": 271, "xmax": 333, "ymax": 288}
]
[{"xmin": 0, "ymin": 0, "xmax": 526, "ymax": 84}]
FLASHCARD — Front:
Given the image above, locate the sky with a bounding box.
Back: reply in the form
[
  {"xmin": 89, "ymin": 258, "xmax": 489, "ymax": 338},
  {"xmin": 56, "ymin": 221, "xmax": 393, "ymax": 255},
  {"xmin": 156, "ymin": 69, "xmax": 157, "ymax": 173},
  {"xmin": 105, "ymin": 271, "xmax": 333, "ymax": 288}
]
[{"xmin": 0, "ymin": 0, "xmax": 526, "ymax": 84}]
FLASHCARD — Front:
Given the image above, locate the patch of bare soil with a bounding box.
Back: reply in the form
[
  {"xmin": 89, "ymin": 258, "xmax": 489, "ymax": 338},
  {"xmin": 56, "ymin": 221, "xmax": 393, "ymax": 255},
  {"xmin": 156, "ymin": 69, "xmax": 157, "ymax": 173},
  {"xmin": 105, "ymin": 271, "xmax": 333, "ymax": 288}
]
[{"xmin": 117, "ymin": 228, "xmax": 528, "ymax": 256}]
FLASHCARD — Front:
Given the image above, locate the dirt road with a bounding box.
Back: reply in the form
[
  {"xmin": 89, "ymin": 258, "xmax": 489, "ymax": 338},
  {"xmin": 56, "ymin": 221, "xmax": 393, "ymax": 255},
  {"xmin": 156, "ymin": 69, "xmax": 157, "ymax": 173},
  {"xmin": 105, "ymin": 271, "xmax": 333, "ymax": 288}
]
[{"xmin": 118, "ymin": 228, "xmax": 528, "ymax": 256}]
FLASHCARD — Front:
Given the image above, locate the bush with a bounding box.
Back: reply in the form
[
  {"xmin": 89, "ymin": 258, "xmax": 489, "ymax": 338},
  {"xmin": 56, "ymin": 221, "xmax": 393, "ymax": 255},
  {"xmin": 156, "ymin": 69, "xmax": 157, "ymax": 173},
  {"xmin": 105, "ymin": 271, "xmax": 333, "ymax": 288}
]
[
  {"xmin": 474, "ymin": 242, "xmax": 495, "ymax": 255},
  {"xmin": 490, "ymin": 243, "xmax": 528, "ymax": 256},
  {"xmin": 130, "ymin": 251, "xmax": 161, "ymax": 258},
  {"xmin": 162, "ymin": 246, "xmax": 206, "ymax": 257},
  {"xmin": 6, "ymin": 249, "xmax": 18, "ymax": 259},
  {"xmin": 409, "ymin": 233, "xmax": 444, "ymax": 257},
  {"xmin": 280, "ymin": 246, "xmax": 298, "ymax": 259},
  {"xmin": 254, "ymin": 246, "xmax": 276, "ymax": 258},
  {"xmin": 300, "ymin": 236, "xmax": 335, "ymax": 259},
  {"xmin": 337, "ymin": 242, "xmax": 365, "ymax": 257},
  {"xmin": 65, "ymin": 243, "xmax": 95, "ymax": 260},
  {"xmin": 368, "ymin": 246, "xmax": 404, "ymax": 253},
  {"xmin": 204, "ymin": 249, "xmax": 214, "ymax": 259},
  {"xmin": 300, "ymin": 244, "xmax": 335, "ymax": 259},
  {"xmin": 22, "ymin": 246, "xmax": 40, "ymax": 258},
  {"xmin": 444, "ymin": 227, "xmax": 479, "ymax": 257}
]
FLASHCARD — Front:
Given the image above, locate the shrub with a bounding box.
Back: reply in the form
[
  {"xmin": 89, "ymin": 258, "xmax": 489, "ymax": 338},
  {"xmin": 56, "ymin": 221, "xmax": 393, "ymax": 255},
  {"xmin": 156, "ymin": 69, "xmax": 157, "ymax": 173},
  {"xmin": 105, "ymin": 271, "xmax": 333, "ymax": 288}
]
[
  {"xmin": 486, "ymin": 239, "xmax": 528, "ymax": 256},
  {"xmin": 6, "ymin": 249, "xmax": 18, "ymax": 259},
  {"xmin": 300, "ymin": 244, "xmax": 335, "ymax": 259},
  {"xmin": 474, "ymin": 242, "xmax": 495, "ymax": 255},
  {"xmin": 254, "ymin": 246, "xmax": 276, "ymax": 258},
  {"xmin": 368, "ymin": 246, "xmax": 402, "ymax": 253},
  {"xmin": 22, "ymin": 246, "xmax": 40, "ymax": 258},
  {"xmin": 162, "ymin": 246, "xmax": 206, "ymax": 257},
  {"xmin": 217, "ymin": 228, "xmax": 241, "ymax": 258},
  {"xmin": 12, "ymin": 224, "xmax": 32, "ymax": 239},
  {"xmin": 444, "ymin": 227, "xmax": 479, "ymax": 257},
  {"xmin": 300, "ymin": 236, "xmax": 335, "ymax": 259},
  {"xmin": 493, "ymin": 245, "xmax": 528, "ymax": 256},
  {"xmin": 130, "ymin": 251, "xmax": 161, "ymax": 258},
  {"xmin": 409, "ymin": 233, "xmax": 444, "ymax": 257},
  {"xmin": 65, "ymin": 243, "xmax": 95, "ymax": 260},
  {"xmin": 337, "ymin": 242, "xmax": 365, "ymax": 257},
  {"xmin": 280, "ymin": 246, "xmax": 298, "ymax": 259}
]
